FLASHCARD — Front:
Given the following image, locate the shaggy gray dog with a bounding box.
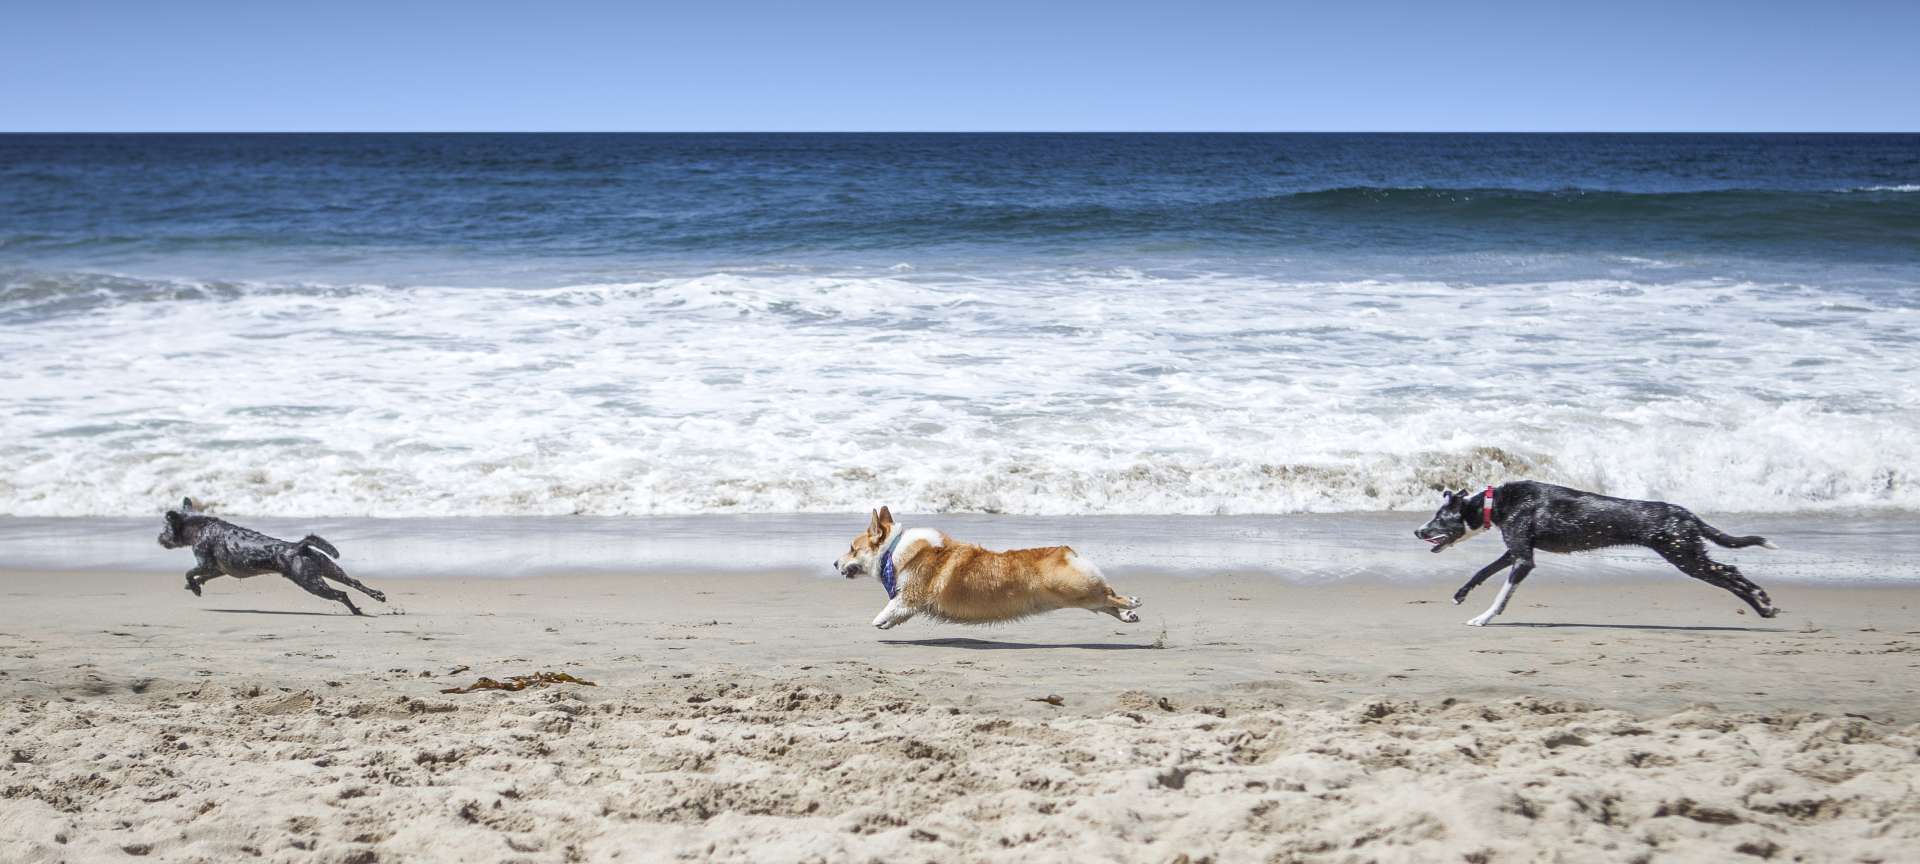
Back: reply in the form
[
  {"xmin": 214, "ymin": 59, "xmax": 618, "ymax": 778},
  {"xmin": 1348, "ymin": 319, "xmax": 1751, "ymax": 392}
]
[{"xmin": 157, "ymin": 499, "xmax": 385, "ymax": 616}]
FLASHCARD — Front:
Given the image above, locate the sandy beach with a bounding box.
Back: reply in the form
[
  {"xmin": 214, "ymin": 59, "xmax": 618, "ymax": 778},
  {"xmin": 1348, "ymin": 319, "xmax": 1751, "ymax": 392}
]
[
  {"xmin": 3, "ymin": 568, "xmax": 1916, "ymax": 863},
  {"xmin": 7, "ymin": 32, "xmax": 1920, "ymax": 864}
]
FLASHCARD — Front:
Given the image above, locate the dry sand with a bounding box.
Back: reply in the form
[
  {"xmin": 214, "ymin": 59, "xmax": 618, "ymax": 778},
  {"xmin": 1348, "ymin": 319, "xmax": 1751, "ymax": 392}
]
[{"xmin": 2, "ymin": 569, "xmax": 1917, "ymax": 862}]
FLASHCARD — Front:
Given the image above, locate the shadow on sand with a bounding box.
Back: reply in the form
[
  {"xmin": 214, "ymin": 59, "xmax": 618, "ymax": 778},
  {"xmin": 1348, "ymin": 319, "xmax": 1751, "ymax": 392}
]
[
  {"xmin": 1490, "ymin": 621, "xmax": 1787, "ymax": 633},
  {"xmin": 205, "ymin": 608, "xmax": 347, "ymax": 617},
  {"xmin": 881, "ymin": 637, "xmax": 1159, "ymax": 651}
]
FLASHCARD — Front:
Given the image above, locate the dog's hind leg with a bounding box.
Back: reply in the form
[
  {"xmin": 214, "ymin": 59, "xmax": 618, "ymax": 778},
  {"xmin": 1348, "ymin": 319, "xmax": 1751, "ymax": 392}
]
[
  {"xmin": 1097, "ymin": 595, "xmax": 1141, "ymax": 623},
  {"xmin": 1454, "ymin": 551, "xmax": 1515, "ymax": 605},
  {"xmin": 313, "ymin": 555, "xmax": 386, "ymax": 603},
  {"xmin": 1654, "ymin": 541, "xmax": 1777, "ymax": 618},
  {"xmin": 282, "ymin": 556, "xmax": 365, "ymax": 616},
  {"xmin": 1466, "ymin": 556, "xmax": 1534, "ymax": 627},
  {"xmin": 300, "ymin": 580, "xmax": 364, "ymax": 616},
  {"xmin": 1060, "ymin": 552, "xmax": 1141, "ymax": 623},
  {"xmin": 1080, "ymin": 585, "xmax": 1142, "ymax": 624}
]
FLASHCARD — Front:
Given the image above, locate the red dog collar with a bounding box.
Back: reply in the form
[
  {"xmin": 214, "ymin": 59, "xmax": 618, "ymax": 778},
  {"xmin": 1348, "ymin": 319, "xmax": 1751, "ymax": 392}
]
[{"xmin": 1482, "ymin": 485, "xmax": 1495, "ymax": 530}]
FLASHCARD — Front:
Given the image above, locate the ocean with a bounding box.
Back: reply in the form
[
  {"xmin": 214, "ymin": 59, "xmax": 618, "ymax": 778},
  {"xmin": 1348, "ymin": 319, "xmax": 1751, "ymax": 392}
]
[{"xmin": 2, "ymin": 133, "xmax": 1917, "ymax": 527}]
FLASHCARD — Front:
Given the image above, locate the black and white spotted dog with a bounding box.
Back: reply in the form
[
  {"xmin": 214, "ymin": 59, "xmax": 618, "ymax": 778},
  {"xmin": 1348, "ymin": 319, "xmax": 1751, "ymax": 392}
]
[
  {"xmin": 156, "ymin": 499, "xmax": 386, "ymax": 616},
  {"xmin": 1414, "ymin": 481, "xmax": 1778, "ymax": 626}
]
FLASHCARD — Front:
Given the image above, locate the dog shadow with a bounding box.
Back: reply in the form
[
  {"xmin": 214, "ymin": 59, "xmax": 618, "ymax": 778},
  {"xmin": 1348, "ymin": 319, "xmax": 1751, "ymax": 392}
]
[
  {"xmin": 205, "ymin": 608, "xmax": 348, "ymax": 617},
  {"xmin": 881, "ymin": 637, "xmax": 1159, "ymax": 651},
  {"xmin": 1489, "ymin": 622, "xmax": 1788, "ymax": 633}
]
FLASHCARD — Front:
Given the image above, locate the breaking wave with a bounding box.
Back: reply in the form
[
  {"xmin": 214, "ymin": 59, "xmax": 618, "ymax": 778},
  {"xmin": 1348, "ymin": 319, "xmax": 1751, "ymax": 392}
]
[{"xmin": 2, "ymin": 269, "xmax": 1915, "ymax": 517}]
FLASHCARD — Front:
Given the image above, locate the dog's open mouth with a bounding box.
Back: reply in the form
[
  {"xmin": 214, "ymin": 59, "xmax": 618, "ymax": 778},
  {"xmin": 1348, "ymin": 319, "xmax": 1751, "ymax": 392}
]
[{"xmin": 1422, "ymin": 535, "xmax": 1456, "ymax": 552}]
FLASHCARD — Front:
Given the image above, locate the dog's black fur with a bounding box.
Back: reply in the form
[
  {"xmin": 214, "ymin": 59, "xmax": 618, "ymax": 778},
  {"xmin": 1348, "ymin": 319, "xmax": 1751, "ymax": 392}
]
[
  {"xmin": 1414, "ymin": 481, "xmax": 1777, "ymax": 625},
  {"xmin": 156, "ymin": 499, "xmax": 385, "ymax": 616}
]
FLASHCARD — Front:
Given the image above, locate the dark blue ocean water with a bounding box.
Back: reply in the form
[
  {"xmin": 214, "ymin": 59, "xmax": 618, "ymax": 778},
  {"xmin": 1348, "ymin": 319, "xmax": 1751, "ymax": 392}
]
[
  {"xmin": 3, "ymin": 133, "xmax": 1917, "ymax": 289},
  {"xmin": 1, "ymin": 134, "xmax": 1917, "ymax": 520}
]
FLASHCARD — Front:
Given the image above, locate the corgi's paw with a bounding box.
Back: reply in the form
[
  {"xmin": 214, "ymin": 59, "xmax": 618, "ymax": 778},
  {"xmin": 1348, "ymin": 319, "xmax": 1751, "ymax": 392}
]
[
  {"xmin": 1117, "ymin": 595, "xmax": 1142, "ymax": 610},
  {"xmin": 1117, "ymin": 609, "xmax": 1140, "ymax": 623}
]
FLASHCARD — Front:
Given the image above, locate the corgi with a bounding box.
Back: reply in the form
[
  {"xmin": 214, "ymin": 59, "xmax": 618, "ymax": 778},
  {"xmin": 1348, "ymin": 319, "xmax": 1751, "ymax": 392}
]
[{"xmin": 833, "ymin": 506, "xmax": 1142, "ymax": 629}]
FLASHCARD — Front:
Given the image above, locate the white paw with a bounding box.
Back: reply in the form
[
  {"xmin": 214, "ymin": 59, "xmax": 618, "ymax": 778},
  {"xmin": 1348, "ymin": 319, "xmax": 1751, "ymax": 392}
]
[
  {"xmin": 1465, "ymin": 617, "xmax": 1491, "ymax": 627},
  {"xmin": 1119, "ymin": 595, "xmax": 1142, "ymax": 609},
  {"xmin": 1118, "ymin": 610, "xmax": 1140, "ymax": 623}
]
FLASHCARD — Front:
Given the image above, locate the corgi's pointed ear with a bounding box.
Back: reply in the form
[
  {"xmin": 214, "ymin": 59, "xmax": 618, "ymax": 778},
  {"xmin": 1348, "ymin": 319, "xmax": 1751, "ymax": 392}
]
[
  {"xmin": 878, "ymin": 506, "xmax": 893, "ymax": 529},
  {"xmin": 867, "ymin": 508, "xmax": 885, "ymax": 537}
]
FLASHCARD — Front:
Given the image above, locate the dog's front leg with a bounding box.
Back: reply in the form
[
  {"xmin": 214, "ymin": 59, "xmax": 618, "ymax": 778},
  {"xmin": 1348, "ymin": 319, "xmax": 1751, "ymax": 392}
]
[
  {"xmin": 183, "ymin": 565, "xmax": 219, "ymax": 596},
  {"xmin": 871, "ymin": 597, "xmax": 917, "ymax": 630},
  {"xmin": 1454, "ymin": 551, "xmax": 1515, "ymax": 605},
  {"xmin": 1467, "ymin": 557, "xmax": 1534, "ymax": 627},
  {"xmin": 184, "ymin": 550, "xmax": 221, "ymax": 596}
]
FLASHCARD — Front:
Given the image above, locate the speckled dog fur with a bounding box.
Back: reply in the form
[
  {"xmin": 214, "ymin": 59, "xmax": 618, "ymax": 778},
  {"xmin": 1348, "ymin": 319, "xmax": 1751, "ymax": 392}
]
[
  {"xmin": 156, "ymin": 499, "xmax": 385, "ymax": 616},
  {"xmin": 1416, "ymin": 481, "xmax": 1778, "ymax": 626}
]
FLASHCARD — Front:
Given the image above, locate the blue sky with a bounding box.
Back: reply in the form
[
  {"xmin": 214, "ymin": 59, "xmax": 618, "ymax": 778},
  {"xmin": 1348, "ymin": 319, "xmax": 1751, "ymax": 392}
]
[{"xmin": 4, "ymin": 0, "xmax": 1916, "ymax": 131}]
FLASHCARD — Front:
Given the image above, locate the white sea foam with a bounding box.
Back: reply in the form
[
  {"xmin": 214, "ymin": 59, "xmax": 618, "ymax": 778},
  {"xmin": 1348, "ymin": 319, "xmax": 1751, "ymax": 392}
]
[
  {"xmin": 0, "ymin": 271, "xmax": 1915, "ymax": 517},
  {"xmin": 1852, "ymin": 184, "xmax": 1920, "ymax": 192}
]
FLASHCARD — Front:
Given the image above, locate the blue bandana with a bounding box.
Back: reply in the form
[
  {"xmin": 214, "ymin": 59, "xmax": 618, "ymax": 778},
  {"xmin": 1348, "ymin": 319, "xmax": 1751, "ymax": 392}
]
[{"xmin": 878, "ymin": 531, "xmax": 905, "ymax": 599}]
